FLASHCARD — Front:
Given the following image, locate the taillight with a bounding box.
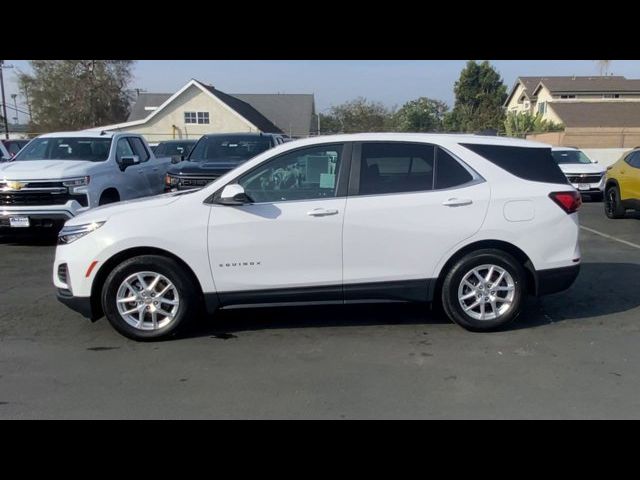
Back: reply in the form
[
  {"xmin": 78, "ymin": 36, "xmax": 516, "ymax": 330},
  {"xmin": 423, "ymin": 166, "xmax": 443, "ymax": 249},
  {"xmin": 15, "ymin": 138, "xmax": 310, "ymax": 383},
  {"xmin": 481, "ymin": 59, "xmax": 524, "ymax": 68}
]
[{"xmin": 549, "ymin": 191, "xmax": 582, "ymax": 214}]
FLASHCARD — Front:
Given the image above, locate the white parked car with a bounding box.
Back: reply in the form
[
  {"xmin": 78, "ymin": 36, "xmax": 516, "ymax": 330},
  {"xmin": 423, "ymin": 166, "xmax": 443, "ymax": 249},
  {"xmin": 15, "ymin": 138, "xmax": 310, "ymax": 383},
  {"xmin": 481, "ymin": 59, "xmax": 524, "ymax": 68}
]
[
  {"xmin": 0, "ymin": 131, "xmax": 171, "ymax": 230},
  {"xmin": 551, "ymin": 147, "xmax": 606, "ymax": 200},
  {"xmin": 53, "ymin": 133, "xmax": 581, "ymax": 340}
]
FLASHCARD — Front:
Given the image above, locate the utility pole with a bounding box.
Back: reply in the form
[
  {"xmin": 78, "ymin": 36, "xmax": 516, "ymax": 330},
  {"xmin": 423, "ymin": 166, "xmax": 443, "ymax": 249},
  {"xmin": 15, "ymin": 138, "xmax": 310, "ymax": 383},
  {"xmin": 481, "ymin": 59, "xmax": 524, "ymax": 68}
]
[{"xmin": 0, "ymin": 60, "xmax": 10, "ymax": 139}]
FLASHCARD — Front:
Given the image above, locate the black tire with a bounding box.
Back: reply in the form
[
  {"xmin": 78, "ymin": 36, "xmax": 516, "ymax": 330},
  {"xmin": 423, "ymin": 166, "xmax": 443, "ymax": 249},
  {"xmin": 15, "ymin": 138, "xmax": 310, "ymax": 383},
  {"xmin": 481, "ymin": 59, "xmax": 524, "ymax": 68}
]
[
  {"xmin": 441, "ymin": 249, "xmax": 526, "ymax": 332},
  {"xmin": 101, "ymin": 255, "xmax": 200, "ymax": 341},
  {"xmin": 99, "ymin": 190, "xmax": 120, "ymax": 206},
  {"xmin": 604, "ymin": 185, "xmax": 625, "ymax": 219}
]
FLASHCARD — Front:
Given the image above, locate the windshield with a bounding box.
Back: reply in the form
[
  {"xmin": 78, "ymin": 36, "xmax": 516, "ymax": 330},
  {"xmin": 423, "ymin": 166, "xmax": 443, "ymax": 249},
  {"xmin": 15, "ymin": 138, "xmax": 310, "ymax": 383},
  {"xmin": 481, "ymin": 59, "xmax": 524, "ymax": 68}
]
[
  {"xmin": 13, "ymin": 137, "xmax": 112, "ymax": 162},
  {"xmin": 188, "ymin": 136, "xmax": 272, "ymax": 163},
  {"xmin": 155, "ymin": 141, "xmax": 195, "ymax": 157},
  {"xmin": 2, "ymin": 140, "xmax": 29, "ymax": 155},
  {"xmin": 551, "ymin": 150, "xmax": 593, "ymax": 165}
]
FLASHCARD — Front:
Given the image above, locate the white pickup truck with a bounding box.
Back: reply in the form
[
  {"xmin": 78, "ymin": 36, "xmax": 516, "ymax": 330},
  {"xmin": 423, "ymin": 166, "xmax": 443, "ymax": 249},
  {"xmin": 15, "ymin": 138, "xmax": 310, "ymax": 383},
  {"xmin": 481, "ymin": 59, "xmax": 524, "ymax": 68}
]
[{"xmin": 0, "ymin": 131, "xmax": 172, "ymax": 230}]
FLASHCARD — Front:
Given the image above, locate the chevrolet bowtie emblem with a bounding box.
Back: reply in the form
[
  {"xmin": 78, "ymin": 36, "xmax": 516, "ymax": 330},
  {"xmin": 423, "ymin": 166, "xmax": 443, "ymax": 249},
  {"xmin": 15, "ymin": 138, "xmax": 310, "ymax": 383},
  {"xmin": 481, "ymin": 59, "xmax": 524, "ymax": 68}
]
[{"xmin": 7, "ymin": 181, "xmax": 26, "ymax": 191}]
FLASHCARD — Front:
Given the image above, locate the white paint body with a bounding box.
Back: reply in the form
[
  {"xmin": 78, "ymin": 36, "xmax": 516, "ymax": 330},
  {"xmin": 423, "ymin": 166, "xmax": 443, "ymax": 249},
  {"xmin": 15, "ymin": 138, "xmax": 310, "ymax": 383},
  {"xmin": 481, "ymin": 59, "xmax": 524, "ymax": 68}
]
[
  {"xmin": 53, "ymin": 133, "xmax": 580, "ymax": 302},
  {"xmin": 0, "ymin": 131, "xmax": 172, "ymax": 220}
]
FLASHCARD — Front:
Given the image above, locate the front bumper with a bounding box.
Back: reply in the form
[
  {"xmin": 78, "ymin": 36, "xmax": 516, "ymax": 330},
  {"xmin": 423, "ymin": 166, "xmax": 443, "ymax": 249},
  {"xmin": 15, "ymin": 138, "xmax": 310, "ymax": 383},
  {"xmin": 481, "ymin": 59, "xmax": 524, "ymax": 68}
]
[
  {"xmin": 56, "ymin": 288, "xmax": 95, "ymax": 319},
  {"xmin": 0, "ymin": 210, "xmax": 73, "ymax": 228},
  {"xmin": 566, "ymin": 175, "xmax": 605, "ymax": 194},
  {"xmin": 536, "ymin": 264, "xmax": 580, "ymax": 296}
]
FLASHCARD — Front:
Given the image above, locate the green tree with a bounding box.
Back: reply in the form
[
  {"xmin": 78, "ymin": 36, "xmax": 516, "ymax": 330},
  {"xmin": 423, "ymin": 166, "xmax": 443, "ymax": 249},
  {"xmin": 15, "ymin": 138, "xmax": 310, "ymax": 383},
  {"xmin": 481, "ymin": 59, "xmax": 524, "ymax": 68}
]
[
  {"xmin": 318, "ymin": 112, "xmax": 344, "ymax": 134},
  {"xmin": 18, "ymin": 60, "xmax": 135, "ymax": 132},
  {"xmin": 325, "ymin": 97, "xmax": 394, "ymax": 133},
  {"xmin": 447, "ymin": 60, "xmax": 508, "ymax": 133},
  {"xmin": 393, "ymin": 97, "xmax": 449, "ymax": 132},
  {"xmin": 504, "ymin": 111, "xmax": 564, "ymax": 137}
]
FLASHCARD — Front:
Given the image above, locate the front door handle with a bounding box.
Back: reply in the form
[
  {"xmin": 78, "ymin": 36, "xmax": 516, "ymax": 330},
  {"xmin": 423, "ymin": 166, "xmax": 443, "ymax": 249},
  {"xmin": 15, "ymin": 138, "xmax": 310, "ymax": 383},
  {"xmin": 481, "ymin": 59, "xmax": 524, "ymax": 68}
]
[
  {"xmin": 307, "ymin": 208, "xmax": 339, "ymax": 217},
  {"xmin": 442, "ymin": 198, "xmax": 473, "ymax": 207}
]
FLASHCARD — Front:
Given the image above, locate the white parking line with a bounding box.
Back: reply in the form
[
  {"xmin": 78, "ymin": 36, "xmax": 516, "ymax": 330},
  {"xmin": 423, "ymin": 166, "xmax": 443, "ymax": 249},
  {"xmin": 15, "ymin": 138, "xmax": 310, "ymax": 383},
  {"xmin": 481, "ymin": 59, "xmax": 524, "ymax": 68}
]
[{"xmin": 580, "ymin": 225, "xmax": 640, "ymax": 250}]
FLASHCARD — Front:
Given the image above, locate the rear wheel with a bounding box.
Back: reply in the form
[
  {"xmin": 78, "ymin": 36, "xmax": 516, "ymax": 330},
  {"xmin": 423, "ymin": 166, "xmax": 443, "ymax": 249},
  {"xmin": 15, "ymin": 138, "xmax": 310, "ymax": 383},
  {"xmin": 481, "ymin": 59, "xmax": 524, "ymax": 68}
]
[
  {"xmin": 604, "ymin": 185, "xmax": 625, "ymax": 219},
  {"xmin": 101, "ymin": 255, "xmax": 200, "ymax": 340},
  {"xmin": 441, "ymin": 249, "xmax": 525, "ymax": 332}
]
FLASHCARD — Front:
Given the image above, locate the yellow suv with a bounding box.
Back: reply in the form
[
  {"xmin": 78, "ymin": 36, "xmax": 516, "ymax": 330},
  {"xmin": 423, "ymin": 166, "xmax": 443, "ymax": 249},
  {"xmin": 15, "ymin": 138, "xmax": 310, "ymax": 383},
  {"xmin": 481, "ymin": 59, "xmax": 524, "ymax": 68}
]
[{"xmin": 604, "ymin": 148, "xmax": 640, "ymax": 218}]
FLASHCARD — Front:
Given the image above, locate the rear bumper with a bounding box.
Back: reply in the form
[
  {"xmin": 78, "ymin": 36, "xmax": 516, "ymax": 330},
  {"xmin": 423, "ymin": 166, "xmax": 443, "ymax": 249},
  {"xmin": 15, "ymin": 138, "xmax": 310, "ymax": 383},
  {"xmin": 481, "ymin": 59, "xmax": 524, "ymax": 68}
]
[
  {"xmin": 56, "ymin": 288, "xmax": 94, "ymax": 320},
  {"xmin": 536, "ymin": 264, "xmax": 580, "ymax": 296}
]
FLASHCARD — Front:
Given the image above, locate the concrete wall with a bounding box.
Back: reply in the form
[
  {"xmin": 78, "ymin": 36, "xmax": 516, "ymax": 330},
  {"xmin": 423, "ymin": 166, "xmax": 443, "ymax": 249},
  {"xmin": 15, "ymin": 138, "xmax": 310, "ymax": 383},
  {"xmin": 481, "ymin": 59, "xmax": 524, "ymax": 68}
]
[
  {"xmin": 110, "ymin": 85, "xmax": 257, "ymax": 143},
  {"xmin": 527, "ymin": 127, "xmax": 640, "ymax": 149},
  {"xmin": 582, "ymin": 148, "xmax": 629, "ymax": 167}
]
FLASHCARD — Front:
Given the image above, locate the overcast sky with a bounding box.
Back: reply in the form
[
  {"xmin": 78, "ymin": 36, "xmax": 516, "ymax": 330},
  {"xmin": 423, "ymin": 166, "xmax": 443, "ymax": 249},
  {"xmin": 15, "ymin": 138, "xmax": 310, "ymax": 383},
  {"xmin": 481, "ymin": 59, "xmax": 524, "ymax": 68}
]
[{"xmin": 4, "ymin": 60, "xmax": 640, "ymax": 124}]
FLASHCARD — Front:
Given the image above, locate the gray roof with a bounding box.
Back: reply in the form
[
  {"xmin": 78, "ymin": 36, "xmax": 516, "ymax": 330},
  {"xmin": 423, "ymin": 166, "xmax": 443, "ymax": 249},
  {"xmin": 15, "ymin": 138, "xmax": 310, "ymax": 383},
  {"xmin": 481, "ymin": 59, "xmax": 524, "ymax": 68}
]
[
  {"xmin": 126, "ymin": 85, "xmax": 316, "ymax": 136},
  {"xmin": 535, "ymin": 76, "xmax": 640, "ymax": 94},
  {"xmin": 127, "ymin": 93, "xmax": 172, "ymax": 121},
  {"xmin": 549, "ymin": 102, "xmax": 640, "ymax": 128},
  {"xmin": 232, "ymin": 93, "xmax": 316, "ymax": 137},
  {"xmin": 505, "ymin": 76, "xmax": 640, "ymax": 106}
]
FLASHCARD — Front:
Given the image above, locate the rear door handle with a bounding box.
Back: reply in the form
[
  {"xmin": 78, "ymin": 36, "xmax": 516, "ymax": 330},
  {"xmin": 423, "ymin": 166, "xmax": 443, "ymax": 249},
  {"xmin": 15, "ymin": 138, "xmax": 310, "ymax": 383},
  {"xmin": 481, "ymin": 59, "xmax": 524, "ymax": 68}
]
[
  {"xmin": 307, "ymin": 208, "xmax": 339, "ymax": 217},
  {"xmin": 442, "ymin": 198, "xmax": 473, "ymax": 207}
]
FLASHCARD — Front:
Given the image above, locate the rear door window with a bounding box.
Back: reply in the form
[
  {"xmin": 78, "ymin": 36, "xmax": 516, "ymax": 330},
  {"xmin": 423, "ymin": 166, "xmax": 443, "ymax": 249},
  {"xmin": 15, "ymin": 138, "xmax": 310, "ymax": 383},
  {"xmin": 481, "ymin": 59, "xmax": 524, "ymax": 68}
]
[
  {"xmin": 359, "ymin": 142, "xmax": 435, "ymax": 195},
  {"xmin": 461, "ymin": 143, "xmax": 568, "ymax": 184}
]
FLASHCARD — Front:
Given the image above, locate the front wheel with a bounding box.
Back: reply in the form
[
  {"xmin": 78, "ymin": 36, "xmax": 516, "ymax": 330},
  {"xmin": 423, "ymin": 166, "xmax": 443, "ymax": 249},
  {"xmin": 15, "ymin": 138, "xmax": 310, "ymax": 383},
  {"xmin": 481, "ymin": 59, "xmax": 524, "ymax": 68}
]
[
  {"xmin": 604, "ymin": 185, "xmax": 625, "ymax": 219},
  {"xmin": 101, "ymin": 255, "xmax": 200, "ymax": 340},
  {"xmin": 441, "ymin": 249, "xmax": 525, "ymax": 332}
]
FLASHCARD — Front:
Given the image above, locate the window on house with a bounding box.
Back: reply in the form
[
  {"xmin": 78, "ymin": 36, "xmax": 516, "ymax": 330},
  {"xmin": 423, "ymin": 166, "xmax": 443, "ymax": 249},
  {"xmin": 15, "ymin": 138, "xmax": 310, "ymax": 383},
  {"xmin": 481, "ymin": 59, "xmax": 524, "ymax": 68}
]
[
  {"xmin": 603, "ymin": 94, "xmax": 620, "ymax": 99},
  {"xmin": 560, "ymin": 95, "xmax": 576, "ymax": 99},
  {"xmin": 537, "ymin": 102, "xmax": 547, "ymax": 114},
  {"xmin": 184, "ymin": 111, "xmax": 210, "ymax": 124}
]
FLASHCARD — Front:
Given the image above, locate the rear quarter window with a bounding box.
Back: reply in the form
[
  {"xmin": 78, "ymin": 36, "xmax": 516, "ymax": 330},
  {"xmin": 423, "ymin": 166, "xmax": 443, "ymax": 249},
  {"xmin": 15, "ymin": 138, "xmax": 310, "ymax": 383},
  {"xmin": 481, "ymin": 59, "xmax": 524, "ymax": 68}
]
[{"xmin": 461, "ymin": 143, "xmax": 568, "ymax": 184}]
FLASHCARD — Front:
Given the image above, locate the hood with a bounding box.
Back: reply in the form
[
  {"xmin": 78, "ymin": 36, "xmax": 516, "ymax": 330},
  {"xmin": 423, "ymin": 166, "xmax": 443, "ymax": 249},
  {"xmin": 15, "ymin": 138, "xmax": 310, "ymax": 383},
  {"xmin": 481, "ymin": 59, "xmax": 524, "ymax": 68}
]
[
  {"xmin": 0, "ymin": 160, "xmax": 101, "ymax": 180},
  {"xmin": 558, "ymin": 163, "xmax": 606, "ymax": 175},
  {"xmin": 168, "ymin": 158, "xmax": 247, "ymax": 176},
  {"xmin": 66, "ymin": 191, "xmax": 186, "ymax": 226}
]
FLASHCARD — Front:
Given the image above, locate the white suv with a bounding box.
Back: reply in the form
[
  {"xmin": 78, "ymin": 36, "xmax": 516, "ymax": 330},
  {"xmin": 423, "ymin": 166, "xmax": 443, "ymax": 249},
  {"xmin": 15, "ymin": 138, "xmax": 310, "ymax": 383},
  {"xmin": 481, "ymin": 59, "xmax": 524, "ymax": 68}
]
[
  {"xmin": 0, "ymin": 131, "xmax": 170, "ymax": 230},
  {"xmin": 53, "ymin": 133, "xmax": 581, "ymax": 340},
  {"xmin": 551, "ymin": 147, "xmax": 606, "ymax": 200}
]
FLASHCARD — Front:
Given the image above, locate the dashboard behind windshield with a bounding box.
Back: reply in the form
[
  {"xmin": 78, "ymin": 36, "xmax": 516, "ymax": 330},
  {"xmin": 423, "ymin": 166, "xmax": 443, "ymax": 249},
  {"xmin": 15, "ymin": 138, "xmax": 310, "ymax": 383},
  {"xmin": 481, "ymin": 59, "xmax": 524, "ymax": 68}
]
[{"xmin": 189, "ymin": 136, "xmax": 272, "ymax": 163}]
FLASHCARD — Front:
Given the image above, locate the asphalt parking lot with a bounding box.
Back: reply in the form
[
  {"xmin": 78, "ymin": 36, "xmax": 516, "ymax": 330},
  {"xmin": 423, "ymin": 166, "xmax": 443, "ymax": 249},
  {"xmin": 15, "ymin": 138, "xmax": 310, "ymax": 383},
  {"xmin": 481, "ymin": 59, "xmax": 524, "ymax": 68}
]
[{"xmin": 1, "ymin": 200, "xmax": 639, "ymax": 419}]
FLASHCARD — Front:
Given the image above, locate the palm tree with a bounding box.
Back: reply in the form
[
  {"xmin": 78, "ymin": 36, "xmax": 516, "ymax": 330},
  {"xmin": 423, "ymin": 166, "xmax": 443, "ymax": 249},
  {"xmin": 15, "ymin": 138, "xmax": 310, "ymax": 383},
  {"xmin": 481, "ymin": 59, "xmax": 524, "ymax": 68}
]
[{"xmin": 596, "ymin": 60, "xmax": 612, "ymax": 76}]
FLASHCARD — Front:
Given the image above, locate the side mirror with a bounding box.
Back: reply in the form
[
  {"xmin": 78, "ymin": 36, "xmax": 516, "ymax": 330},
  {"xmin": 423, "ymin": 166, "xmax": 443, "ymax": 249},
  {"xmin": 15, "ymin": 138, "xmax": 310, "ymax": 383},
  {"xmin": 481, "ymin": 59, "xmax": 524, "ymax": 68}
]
[
  {"xmin": 217, "ymin": 184, "xmax": 252, "ymax": 205},
  {"xmin": 0, "ymin": 155, "xmax": 10, "ymax": 163},
  {"xmin": 119, "ymin": 155, "xmax": 140, "ymax": 171}
]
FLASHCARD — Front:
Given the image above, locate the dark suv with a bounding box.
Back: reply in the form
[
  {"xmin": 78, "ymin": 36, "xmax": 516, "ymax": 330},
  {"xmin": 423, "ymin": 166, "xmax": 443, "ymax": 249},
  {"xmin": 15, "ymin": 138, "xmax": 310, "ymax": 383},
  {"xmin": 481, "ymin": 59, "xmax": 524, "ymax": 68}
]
[{"xmin": 164, "ymin": 133, "xmax": 286, "ymax": 191}]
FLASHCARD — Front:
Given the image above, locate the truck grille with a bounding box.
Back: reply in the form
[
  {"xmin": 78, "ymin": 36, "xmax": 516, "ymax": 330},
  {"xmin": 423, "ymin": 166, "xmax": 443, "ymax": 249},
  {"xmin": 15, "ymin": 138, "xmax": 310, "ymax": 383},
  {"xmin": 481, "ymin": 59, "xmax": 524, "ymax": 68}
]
[
  {"xmin": 179, "ymin": 176, "xmax": 219, "ymax": 188},
  {"xmin": 566, "ymin": 174, "xmax": 603, "ymax": 184},
  {"xmin": 0, "ymin": 192, "xmax": 72, "ymax": 206},
  {"xmin": 0, "ymin": 180, "xmax": 87, "ymax": 206}
]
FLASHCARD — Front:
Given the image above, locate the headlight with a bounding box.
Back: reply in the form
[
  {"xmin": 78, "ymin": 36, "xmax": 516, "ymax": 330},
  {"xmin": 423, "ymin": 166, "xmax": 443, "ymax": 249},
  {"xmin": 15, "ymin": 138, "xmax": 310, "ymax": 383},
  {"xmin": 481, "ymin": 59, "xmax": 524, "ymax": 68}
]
[
  {"xmin": 165, "ymin": 174, "xmax": 179, "ymax": 187},
  {"xmin": 62, "ymin": 176, "xmax": 90, "ymax": 187},
  {"xmin": 58, "ymin": 221, "xmax": 105, "ymax": 245}
]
